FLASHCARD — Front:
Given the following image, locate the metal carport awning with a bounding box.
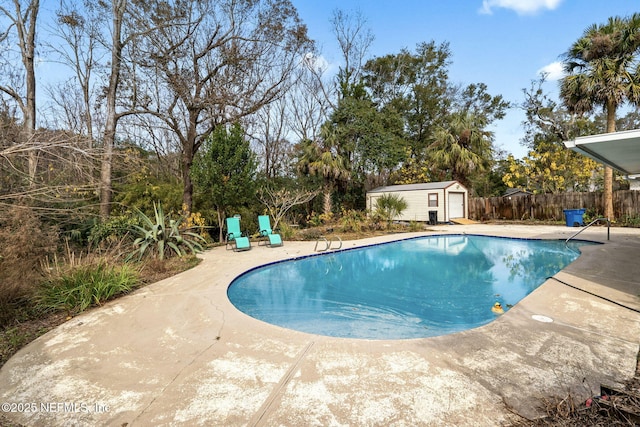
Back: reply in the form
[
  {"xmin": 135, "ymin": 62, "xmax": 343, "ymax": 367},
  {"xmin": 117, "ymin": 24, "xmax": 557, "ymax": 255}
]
[{"xmin": 564, "ymin": 129, "xmax": 640, "ymax": 178}]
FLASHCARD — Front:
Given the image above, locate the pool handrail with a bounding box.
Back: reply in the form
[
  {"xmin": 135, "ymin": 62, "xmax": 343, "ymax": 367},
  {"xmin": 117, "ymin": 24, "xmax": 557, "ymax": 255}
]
[
  {"xmin": 565, "ymin": 217, "xmax": 610, "ymax": 244},
  {"xmin": 329, "ymin": 236, "xmax": 342, "ymax": 250},
  {"xmin": 314, "ymin": 237, "xmax": 329, "ymax": 252},
  {"xmin": 314, "ymin": 236, "xmax": 343, "ymax": 252}
]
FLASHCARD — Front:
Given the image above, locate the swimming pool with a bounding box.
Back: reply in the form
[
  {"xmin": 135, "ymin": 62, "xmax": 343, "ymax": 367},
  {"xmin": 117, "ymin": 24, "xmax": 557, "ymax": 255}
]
[{"xmin": 227, "ymin": 235, "xmax": 593, "ymax": 339}]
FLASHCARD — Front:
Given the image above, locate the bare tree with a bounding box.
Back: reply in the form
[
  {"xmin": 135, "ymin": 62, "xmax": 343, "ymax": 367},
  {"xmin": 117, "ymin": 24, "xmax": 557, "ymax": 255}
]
[
  {"xmin": 290, "ymin": 54, "xmax": 333, "ymax": 142},
  {"xmin": 40, "ymin": 0, "xmax": 137, "ymax": 218},
  {"xmin": 249, "ymin": 53, "xmax": 335, "ymax": 179},
  {"xmin": 0, "ymin": 0, "xmax": 39, "ymax": 184},
  {"xmin": 98, "ymin": 0, "xmax": 127, "ymax": 219},
  {"xmin": 0, "ymin": 127, "xmax": 99, "ymax": 211},
  {"xmin": 135, "ymin": 0, "xmax": 312, "ymax": 212},
  {"xmin": 257, "ymin": 185, "xmax": 319, "ymax": 229},
  {"xmin": 330, "ymin": 9, "xmax": 374, "ymax": 97},
  {"xmin": 92, "ymin": 0, "xmax": 165, "ymax": 219},
  {"xmin": 121, "ymin": 111, "xmax": 183, "ymax": 182},
  {"xmin": 46, "ymin": 1, "xmax": 105, "ymax": 146},
  {"xmin": 248, "ymin": 96, "xmax": 292, "ymax": 179}
]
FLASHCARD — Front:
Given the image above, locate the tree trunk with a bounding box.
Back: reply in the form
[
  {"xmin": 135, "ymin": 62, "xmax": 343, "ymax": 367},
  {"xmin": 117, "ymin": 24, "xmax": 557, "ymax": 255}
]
[
  {"xmin": 217, "ymin": 209, "xmax": 224, "ymax": 243},
  {"xmin": 182, "ymin": 109, "xmax": 199, "ymax": 214},
  {"xmin": 25, "ymin": 51, "xmax": 37, "ymax": 186},
  {"xmin": 100, "ymin": 127, "xmax": 114, "ymax": 218},
  {"xmin": 182, "ymin": 150, "xmax": 194, "ymax": 215},
  {"xmin": 604, "ymin": 101, "xmax": 616, "ymax": 220},
  {"xmin": 323, "ymin": 183, "xmax": 332, "ymax": 216},
  {"xmin": 14, "ymin": 0, "xmax": 39, "ymax": 186},
  {"xmin": 83, "ymin": 70, "xmax": 94, "ymax": 147},
  {"xmin": 100, "ymin": 0, "xmax": 126, "ymax": 220}
]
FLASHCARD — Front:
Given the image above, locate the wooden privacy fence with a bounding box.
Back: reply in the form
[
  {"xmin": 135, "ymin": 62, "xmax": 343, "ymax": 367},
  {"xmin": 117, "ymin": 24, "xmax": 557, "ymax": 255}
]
[{"xmin": 469, "ymin": 190, "xmax": 640, "ymax": 221}]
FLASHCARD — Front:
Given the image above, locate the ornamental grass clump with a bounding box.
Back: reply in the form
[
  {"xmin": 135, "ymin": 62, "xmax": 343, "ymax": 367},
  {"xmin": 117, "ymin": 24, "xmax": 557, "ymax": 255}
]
[{"xmin": 37, "ymin": 261, "xmax": 139, "ymax": 316}]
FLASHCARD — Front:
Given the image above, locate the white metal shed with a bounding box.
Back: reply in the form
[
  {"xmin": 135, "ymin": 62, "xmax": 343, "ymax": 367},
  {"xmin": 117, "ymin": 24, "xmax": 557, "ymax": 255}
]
[{"xmin": 366, "ymin": 181, "xmax": 468, "ymax": 223}]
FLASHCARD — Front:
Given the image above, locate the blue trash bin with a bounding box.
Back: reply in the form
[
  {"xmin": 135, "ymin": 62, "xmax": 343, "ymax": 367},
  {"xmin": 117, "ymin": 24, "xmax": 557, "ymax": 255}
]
[
  {"xmin": 574, "ymin": 209, "xmax": 586, "ymax": 226},
  {"xmin": 563, "ymin": 209, "xmax": 585, "ymax": 227}
]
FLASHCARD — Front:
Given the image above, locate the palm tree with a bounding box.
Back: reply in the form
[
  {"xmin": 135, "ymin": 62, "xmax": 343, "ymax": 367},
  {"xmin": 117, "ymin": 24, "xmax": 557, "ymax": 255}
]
[
  {"xmin": 296, "ymin": 125, "xmax": 350, "ymax": 216},
  {"xmin": 374, "ymin": 193, "xmax": 408, "ymax": 229},
  {"xmin": 560, "ymin": 14, "xmax": 640, "ymax": 220},
  {"xmin": 428, "ymin": 112, "xmax": 493, "ymax": 189}
]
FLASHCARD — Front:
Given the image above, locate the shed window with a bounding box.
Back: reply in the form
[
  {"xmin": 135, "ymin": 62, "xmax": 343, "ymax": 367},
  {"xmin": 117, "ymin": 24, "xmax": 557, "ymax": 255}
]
[{"xmin": 428, "ymin": 193, "xmax": 438, "ymax": 207}]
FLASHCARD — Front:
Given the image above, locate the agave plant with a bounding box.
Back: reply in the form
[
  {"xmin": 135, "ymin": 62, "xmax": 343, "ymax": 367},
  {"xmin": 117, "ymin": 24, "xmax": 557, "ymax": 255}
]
[{"xmin": 130, "ymin": 202, "xmax": 206, "ymax": 260}]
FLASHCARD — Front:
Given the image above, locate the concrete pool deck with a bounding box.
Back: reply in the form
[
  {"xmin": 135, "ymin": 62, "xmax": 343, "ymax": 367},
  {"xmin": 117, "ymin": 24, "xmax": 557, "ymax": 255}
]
[{"xmin": 1, "ymin": 224, "xmax": 639, "ymax": 426}]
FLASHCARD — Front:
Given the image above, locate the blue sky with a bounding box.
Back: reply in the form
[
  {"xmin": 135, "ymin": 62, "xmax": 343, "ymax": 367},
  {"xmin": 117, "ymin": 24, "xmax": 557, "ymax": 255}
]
[{"xmin": 293, "ymin": 0, "xmax": 639, "ymax": 159}]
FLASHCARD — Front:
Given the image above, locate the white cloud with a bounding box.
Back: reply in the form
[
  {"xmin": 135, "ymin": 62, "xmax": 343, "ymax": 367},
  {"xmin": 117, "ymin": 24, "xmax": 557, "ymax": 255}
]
[
  {"xmin": 537, "ymin": 61, "xmax": 565, "ymax": 81},
  {"xmin": 302, "ymin": 52, "xmax": 337, "ymax": 75},
  {"xmin": 479, "ymin": 0, "xmax": 563, "ymax": 15}
]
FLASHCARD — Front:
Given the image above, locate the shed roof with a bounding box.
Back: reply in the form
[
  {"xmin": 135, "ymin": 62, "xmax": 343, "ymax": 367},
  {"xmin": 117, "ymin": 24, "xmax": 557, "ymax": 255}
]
[
  {"xmin": 368, "ymin": 181, "xmax": 463, "ymax": 193},
  {"xmin": 503, "ymin": 188, "xmax": 532, "ymax": 197}
]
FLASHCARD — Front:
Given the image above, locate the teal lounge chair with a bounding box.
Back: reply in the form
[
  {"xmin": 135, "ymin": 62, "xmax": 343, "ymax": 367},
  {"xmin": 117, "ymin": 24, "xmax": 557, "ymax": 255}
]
[
  {"xmin": 225, "ymin": 217, "xmax": 251, "ymax": 251},
  {"xmin": 258, "ymin": 215, "xmax": 283, "ymax": 247}
]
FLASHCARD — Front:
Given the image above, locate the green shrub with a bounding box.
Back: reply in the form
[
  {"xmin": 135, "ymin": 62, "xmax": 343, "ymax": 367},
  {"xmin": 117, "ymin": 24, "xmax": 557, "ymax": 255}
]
[
  {"xmin": 130, "ymin": 201, "xmax": 206, "ymax": 260},
  {"xmin": 88, "ymin": 214, "xmax": 140, "ymax": 248},
  {"xmin": 582, "ymin": 207, "xmax": 600, "ymax": 224},
  {"xmin": 115, "ymin": 179, "xmax": 183, "ymax": 217},
  {"xmin": 307, "ymin": 212, "xmax": 323, "ymax": 227},
  {"xmin": 339, "ymin": 209, "xmax": 366, "ymax": 233},
  {"xmin": 620, "ymin": 213, "xmax": 640, "ymax": 227},
  {"xmin": 37, "ymin": 262, "xmax": 139, "ymax": 315}
]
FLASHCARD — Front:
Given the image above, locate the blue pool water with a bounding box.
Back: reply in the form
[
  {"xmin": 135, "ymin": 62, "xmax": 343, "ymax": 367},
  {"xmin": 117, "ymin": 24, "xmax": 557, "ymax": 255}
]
[{"xmin": 227, "ymin": 235, "xmax": 593, "ymax": 339}]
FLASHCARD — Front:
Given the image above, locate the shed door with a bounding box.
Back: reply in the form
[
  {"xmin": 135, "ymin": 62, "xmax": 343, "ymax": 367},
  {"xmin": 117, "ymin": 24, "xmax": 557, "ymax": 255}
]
[{"xmin": 448, "ymin": 192, "xmax": 464, "ymax": 218}]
